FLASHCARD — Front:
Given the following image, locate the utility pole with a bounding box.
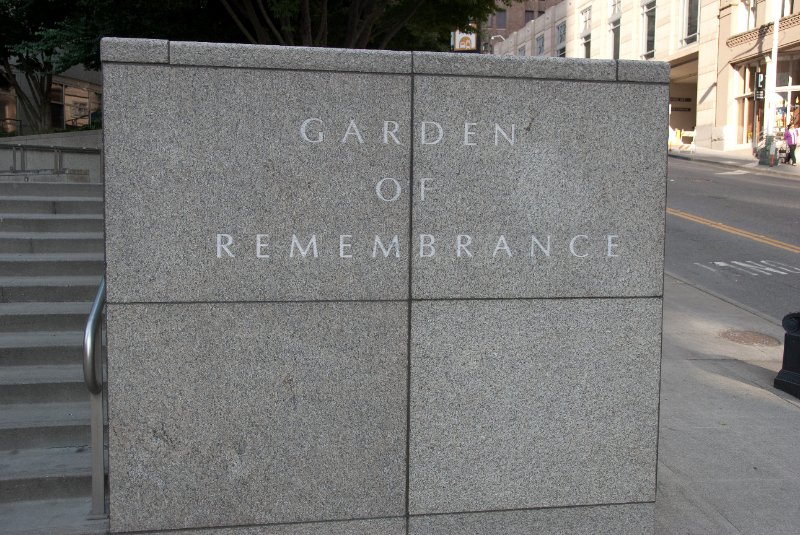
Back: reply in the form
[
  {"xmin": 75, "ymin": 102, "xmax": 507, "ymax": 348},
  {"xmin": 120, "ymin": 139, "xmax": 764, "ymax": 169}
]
[{"xmin": 764, "ymin": 0, "xmax": 782, "ymax": 165}]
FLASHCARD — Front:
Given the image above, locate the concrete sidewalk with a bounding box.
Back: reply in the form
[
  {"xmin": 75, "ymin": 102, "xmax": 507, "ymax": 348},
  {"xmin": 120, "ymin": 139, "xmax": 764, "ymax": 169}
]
[
  {"xmin": 669, "ymin": 146, "xmax": 800, "ymax": 181},
  {"xmin": 657, "ymin": 275, "xmax": 799, "ymax": 534}
]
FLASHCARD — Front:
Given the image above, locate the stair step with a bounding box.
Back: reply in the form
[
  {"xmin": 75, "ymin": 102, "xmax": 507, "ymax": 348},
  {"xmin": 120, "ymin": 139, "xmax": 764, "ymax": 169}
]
[
  {"xmin": 0, "ymin": 232, "xmax": 104, "ymax": 253},
  {"xmin": 0, "ymin": 402, "xmax": 90, "ymax": 450},
  {"xmin": 0, "ymin": 331, "xmax": 83, "ymax": 366},
  {"xmin": 0, "ymin": 275, "xmax": 102, "ymax": 302},
  {"xmin": 0, "ymin": 364, "xmax": 86, "ymax": 404},
  {"xmin": 0, "ymin": 197, "xmax": 103, "ymax": 215},
  {"xmin": 0, "ymin": 214, "xmax": 103, "ymax": 233},
  {"xmin": 0, "ymin": 179, "xmax": 107, "ymax": 532},
  {"xmin": 0, "ymin": 446, "xmax": 91, "ymax": 502},
  {"xmin": 0, "ymin": 302, "xmax": 92, "ymax": 332},
  {"xmin": 0, "ymin": 253, "xmax": 104, "ymax": 276},
  {"xmin": 0, "ymin": 182, "xmax": 102, "ymax": 197},
  {"xmin": 0, "ymin": 496, "xmax": 108, "ymax": 535}
]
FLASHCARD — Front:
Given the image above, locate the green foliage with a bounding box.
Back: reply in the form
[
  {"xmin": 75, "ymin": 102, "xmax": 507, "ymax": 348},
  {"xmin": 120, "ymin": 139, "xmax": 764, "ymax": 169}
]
[
  {"xmin": 1, "ymin": 0, "xmax": 514, "ymax": 132},
  {"xmin": 1, "ymin": 0, "xmax": 76, "ymax": 65},
  {"xmin": 2, "ymin": 0, "xmax": 514, "ymax": 75},
  {"xmin": 383, "ymin": 0, "xmax": 510, "ymax": 51},
  {"xmin": 219, "ymin": 0, "xmax": 510, "ymax": 49},
  {"xmin": 0, "ymin": 0, "xmax": 80, "ymax": 131},
  {"xmin": 23, "ymin": 0, "xmax": 241, "ymax": 71}
]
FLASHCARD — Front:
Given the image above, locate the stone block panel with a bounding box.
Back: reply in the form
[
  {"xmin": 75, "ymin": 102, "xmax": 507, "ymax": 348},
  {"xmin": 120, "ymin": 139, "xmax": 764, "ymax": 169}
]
[
  {"xmin": 101, "ymin": 37, "xmax": 169, "ymax": 64},
  {"xmin": 617, "ymin": 60, "xmax": 671, "ymax": 83},
  {"xmin": 412, "ymin": 52, "xmax": 617, "ymax": 81},
  {"xmin": 107, "ymin": 302, "xmax": 408, "ymax": 532},
  {"xmin": 409, "ymin": 503, "xmax": 654, "ymax": 534},
  {"xmin": 408, "ymin": 298, "xmax": 662, "ymax": 514},
  {"xmin": 170, "ymin": 41, "xmax": 412, "ymax": 73},
  {"xmin": 103, "ymin": 63, "xmax": 411, "ymax": 303},
  {"xmin": 411, "ymin": 75, "xmax": 667, "ymax": 299},
  {"xmin": 136, "ymin": 517, "xmax": 405, "ymax": 535}
]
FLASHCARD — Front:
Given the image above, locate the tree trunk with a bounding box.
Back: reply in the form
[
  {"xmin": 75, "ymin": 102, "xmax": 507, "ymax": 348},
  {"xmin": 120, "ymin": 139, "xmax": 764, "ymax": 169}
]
[
  {"xmin": 36, "ymin": 73, "xmax": 53, "ymax": 133},
  {"xmin": 1, "ymin": 58, "xmax": 52, "ymax": 134}
]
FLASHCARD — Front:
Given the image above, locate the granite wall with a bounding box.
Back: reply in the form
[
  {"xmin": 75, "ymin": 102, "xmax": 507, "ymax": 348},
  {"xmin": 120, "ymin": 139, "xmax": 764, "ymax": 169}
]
[{"xmin": 102, "ymin": 38, "xmax": 668, "ymax": 534}]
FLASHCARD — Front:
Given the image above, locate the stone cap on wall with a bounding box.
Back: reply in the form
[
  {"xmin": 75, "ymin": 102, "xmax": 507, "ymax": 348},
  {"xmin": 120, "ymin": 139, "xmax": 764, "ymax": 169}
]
[{"xmin": 100, "ymin": 38, "xmax": 670, "ymax": 83}]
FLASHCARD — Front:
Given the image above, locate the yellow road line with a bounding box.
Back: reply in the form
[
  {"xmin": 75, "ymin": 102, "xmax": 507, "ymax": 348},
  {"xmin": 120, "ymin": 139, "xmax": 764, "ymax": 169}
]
[{"xmin": 667, "ymin": 208, "xmax": 800, "ymax": 254}]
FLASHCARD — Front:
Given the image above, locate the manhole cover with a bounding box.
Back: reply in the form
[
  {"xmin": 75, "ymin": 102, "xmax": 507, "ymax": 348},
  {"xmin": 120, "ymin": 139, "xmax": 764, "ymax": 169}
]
[{"xmin": 719, "ymin": 329, "xmax": 781, "ymax": 347}]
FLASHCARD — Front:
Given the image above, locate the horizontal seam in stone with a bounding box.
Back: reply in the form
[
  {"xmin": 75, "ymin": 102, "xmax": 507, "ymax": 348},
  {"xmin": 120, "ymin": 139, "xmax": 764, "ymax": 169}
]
[
  {"xmin": 166, "ymin": 63, "xmax": 411, "ymax": 75},
  {"xmin": 414, "ymin": 73, "xmax": 669, "ymax": 85},
  {"xmin": 409, "ymin": 500, "xmax": 656, "ymax": 518},
  {"xmin": 101, "ymin": 60, "xmax": 169, "ymax": 66},
  {"xmin": 105, "ymin": 295, "xmax": 663, "ymax": 306},
  {"xmin": 117, "ymin": 514, "xmax": 407, "ymax": 534},
  {"xmin": 105, "ymin": 299, "xmax": 410, "ymax": 305},
  {"xmin": 103, "ymin": 61, "xmax": 669, "ymax": 84}
]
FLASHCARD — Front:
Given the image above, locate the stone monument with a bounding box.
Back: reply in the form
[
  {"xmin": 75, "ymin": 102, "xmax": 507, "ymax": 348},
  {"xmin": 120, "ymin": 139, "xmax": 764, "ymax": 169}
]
[{"xmin": 102, "ymin": 38, "xmax": 668, "ymax": 534}]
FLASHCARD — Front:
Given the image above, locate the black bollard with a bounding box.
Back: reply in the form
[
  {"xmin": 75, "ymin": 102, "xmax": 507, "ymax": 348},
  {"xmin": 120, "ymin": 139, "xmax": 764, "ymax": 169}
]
[{"xmin": 774, "ymin": 312, "xmax": 800, "ymax": 398}]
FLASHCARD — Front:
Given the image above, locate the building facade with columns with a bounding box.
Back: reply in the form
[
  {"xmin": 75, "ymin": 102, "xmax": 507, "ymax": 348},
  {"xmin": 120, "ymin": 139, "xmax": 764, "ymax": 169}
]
[{"xmin": 494, "ymin": 0, "xmax": 800, "ymax": 150}]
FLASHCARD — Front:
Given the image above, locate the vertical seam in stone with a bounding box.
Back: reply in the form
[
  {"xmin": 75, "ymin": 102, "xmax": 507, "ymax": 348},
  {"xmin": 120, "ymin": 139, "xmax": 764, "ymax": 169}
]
[
  {"xmin": 653, "ymin": 90, "xmax": 670, "ymax": 500},
  {"xmin": 101, "ymin": 64, "xmax": 110, "ymax": 304},
  {"xmin": 404, "ymin": 52, "xmax": 415, "ymax": 535}
]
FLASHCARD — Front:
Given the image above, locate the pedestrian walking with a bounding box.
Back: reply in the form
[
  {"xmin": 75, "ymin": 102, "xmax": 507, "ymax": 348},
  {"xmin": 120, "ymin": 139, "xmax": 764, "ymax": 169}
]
[{"xmin": 784, "ymin": 123, "xmax": 798, "ymax": 165}]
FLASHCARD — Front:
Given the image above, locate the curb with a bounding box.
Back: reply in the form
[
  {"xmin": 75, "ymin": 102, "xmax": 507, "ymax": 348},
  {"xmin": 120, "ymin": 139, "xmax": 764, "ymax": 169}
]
[
  {"xmin": 668, "ymin": 152, "xmax": 800, "ymax": 181},
  {"xmin": 664, "ymin": 271, "xmax": 782, "ymax": 327}
]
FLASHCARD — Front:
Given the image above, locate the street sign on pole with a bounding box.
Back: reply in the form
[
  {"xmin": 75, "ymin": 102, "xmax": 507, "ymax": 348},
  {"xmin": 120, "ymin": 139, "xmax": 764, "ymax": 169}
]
[{"xmin": 756, "ymin": 73, "xmax": 765, "ymax": 101}]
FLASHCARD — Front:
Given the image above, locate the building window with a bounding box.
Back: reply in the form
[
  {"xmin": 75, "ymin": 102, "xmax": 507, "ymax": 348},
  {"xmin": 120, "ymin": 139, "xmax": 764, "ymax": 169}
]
[
  {"xmin": 536, "ymin": 34, "xmax": 545, "ymax": 55},
  {"xmin": 49, "ymin": 82, "xmax": 102, "ymax": 130},
  {"xmin": 684, "ymin": 0, "xmax": 699, "ymax": 45},
  {"xmin": 739, "ymin": 0, "xmax": 756, "ymax": 31},
  {"xmin": 581, "ymin": 8, "xmax": 592, "ymax": 58},
  {"xmin": 525, "ymin": 10, "xmax": 536, "ymax": 23},
  {"xmin": 496, "ymin": 10, "xmax": 507, "ymax": 28},
  {"xmin": 556, "ymin": 21, "xmax": 567, "ymax": 57},
  {"xmin": 0, "ymin": 91, "xmax": 17, "ymax": 134},
  {"xmin": 518, "ymin": 45, "xmax": 526, "ymax": 56},
  {"xmin": 581, "ymin": 7, "xmax": 592, "ymax": 34},
  {"xmin": 611, "ymin": 20, "xmax": 621, "ymax": 59},
  {"xmin": 783, "ymin": 0, "xmax": 795, "ymax": 17},
  {"xmin": 610, "ymin": 0, "xmax": 621, "ymax": 60},
  {"xmin": 643, "ymin": 0, "xmax": 656, "ymax": 59}
]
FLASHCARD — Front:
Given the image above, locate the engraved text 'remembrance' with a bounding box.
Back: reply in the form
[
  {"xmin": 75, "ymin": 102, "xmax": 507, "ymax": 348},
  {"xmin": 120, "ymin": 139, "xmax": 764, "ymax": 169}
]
[{"xmin": 213, "ymin": 118, "xmax": 623, "ymax": 262}]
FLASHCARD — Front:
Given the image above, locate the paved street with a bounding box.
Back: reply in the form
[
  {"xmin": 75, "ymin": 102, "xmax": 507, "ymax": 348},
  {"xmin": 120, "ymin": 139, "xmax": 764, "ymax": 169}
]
[
  {"xmin": 657, "ymin": 157, "xmax": 800, "ymax": 534},
  {"xmin": 665, "ymin": 158, "xmax": 800, "ymax": 323}
]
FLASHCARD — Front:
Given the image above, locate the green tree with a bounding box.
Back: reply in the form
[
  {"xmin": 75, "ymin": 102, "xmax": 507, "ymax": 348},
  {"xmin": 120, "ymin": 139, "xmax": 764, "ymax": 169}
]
[
  {"xmin": 1, "ymin": 0, "xmax": 238, "ymax": 131},
  {"xmin": 2, "ymin": 0, "xmax": 510, "ymax": 131},
  {"xmin": 0, "ymin": 0, "xmax": 77, "ymax": 132},
  {"xmin": 219, "ymin": 0, "xmax": 508, "ymax": 50},
  {"xmin": 35, "ymin": 0, "xmax": 242, "ymax": 71}
]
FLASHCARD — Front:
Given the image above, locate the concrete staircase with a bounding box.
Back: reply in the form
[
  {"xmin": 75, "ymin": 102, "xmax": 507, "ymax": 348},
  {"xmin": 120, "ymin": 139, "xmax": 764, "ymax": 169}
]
[{"xmin": 0, "ymin": 181, "xmax": 108, "ymax": 534}]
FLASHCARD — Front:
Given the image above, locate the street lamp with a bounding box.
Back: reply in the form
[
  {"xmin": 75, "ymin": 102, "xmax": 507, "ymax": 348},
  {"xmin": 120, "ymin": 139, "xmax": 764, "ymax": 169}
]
[{"xmin": 484, "ymin": 34, "xmax": 505, "ymax": 54}]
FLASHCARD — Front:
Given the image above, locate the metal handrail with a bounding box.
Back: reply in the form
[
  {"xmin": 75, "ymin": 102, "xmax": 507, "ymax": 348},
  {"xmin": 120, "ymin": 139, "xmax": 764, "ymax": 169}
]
[
  {"xmin": 84, "ymin": 277, "xmax": 105, "ymax": 395},
  {"xmin": 0, "ymin": 142, "xmax": 101, "ymax": 154},
  {"xmin": 84, "ymin": 276, "xmax": 107, "ymax": 518}
]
